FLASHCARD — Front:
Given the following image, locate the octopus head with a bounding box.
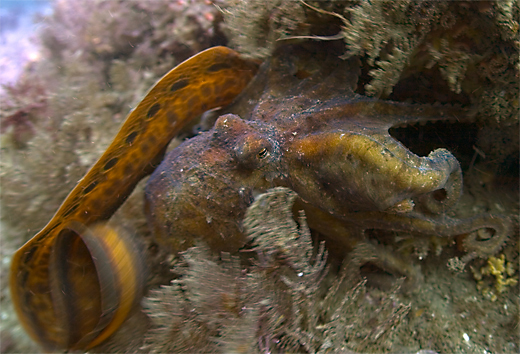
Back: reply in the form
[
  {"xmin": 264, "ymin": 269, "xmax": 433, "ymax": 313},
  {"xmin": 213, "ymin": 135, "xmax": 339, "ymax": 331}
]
[{"xmin": 145, "ymin": 114, "xmax": 282, "ymax": 254}]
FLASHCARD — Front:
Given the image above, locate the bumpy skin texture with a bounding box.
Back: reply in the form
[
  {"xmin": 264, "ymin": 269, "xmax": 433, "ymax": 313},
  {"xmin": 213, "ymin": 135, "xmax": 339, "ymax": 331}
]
[
  {"xmin": 9, "ymin": 47, "xmax": 259, "ymax": 352},
  {"xmin": 146, "ymin": 43, "xmax": 510, "ymax": 260},
  {"xmin": 146, "ymin": 115, "xmax": 282, "ymax": 253}
]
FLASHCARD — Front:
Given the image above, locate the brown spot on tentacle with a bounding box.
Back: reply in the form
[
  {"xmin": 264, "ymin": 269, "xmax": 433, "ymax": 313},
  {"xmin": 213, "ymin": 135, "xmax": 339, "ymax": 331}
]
[
  {"xmin": 103, "ymin": 157, "xmax": 119, "ymax": 171},
  {"xmin": 125, "ymin": 131, "xmax": 138, "ymax": 145},
  {"xmin": 170, "ymin": 78, "xmax": 189, "ymax": 92},
  {"xmin": 140, "ymin": 142, "xmax": 150, "ymax": 155},
  {"xmin": 200, "ymin": 84, "xmax": 212, "ymax": 97},
  {"xmin": 62, "ymin": 204, "xmax": 79, "ymax": 218},
  {"xmin": 83, "ymin": 181, "xmax": 98, "ymax": 195},
  {"xmin": 206, "ymin": 62, "xmax": 233, "ymax": 72},
  {"xmin": 146, "ymin": 103, "xmax": 161, "ymax": 119}
]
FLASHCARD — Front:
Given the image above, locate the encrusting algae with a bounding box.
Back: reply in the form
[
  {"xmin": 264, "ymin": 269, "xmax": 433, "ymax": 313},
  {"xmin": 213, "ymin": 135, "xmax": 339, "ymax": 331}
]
[
  {"xmin": 472, "ymin": 254, "xmax": 518, "ymax": 302},
  {"xmin": 1, "ymin": 0, "xmax": 518, "ymax": 353}
]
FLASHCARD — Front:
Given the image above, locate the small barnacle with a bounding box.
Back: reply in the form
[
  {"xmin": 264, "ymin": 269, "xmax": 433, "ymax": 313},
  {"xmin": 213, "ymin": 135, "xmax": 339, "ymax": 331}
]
[
  {"xmin": 447, "ymin": 256, "xmax": 467, "ymax": 273},
  {"xmin": 386, "ymin": 198, "xmax": 414, "ymax": 214}
]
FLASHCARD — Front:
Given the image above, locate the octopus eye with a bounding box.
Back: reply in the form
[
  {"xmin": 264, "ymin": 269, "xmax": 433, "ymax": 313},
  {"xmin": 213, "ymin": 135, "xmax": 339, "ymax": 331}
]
[
  {"xmin": 235, "ymin": 136, "xmax": 272, "ymax": 169},
  {"xmin": 258, "ymin": 148, "xmax": 269, "ymax": 159}
]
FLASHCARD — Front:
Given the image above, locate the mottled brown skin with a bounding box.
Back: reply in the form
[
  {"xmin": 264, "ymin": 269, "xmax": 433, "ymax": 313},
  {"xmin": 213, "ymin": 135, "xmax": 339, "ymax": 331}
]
[
  {"xmin": 146, "ymin": 114, "xmax": 283, "ymax": 253},
  {"xmin": 146, "ymin": 44, "xmax": 510, "ymax": 264},
  {"xmin": 10, "ymin": 47, "xmax": 259, "ymax": 352}
]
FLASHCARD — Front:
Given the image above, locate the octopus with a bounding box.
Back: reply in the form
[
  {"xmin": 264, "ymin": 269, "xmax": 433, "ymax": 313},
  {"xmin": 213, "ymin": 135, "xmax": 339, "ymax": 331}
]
[
  {"xmin": 145, "ymin": 43, "xmax": 510, "ymax": 263},
  {"xmin": 10, "ymin": 42, "xmax": 511, "ymax": 352}
]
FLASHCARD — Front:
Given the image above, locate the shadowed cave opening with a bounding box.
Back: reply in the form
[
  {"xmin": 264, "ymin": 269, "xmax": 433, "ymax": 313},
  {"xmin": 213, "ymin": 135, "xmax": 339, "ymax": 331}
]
[{"xmin": 389, "ymin": 120, "xmax": 478, "ymax": 171}]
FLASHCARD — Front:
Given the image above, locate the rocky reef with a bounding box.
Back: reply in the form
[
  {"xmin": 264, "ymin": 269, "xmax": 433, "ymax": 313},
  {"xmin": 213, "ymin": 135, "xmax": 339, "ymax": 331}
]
[
  {"xmin": 224, "ymin": 0, "xmax": 519, "ymax": 163},
  {"xmin": 1, "ymin": 0, "xmax": 518, "ymax": 353}
]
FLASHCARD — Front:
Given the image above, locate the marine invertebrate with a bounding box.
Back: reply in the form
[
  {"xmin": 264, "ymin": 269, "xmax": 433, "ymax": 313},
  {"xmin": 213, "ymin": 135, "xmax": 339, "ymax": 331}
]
[
  {"xmin": 7, "ymin": 38, "xmax": 515, "ymax": 352},
  {"xmin": 146, "ymin": 43, "xmax": 510, "ymax": 260},
  {"xmin": 0, "ymin": 0, "xmax": 236, "ymax": 244},
  {"xmin": 337, "ymin": 0, "xmax": 519, "ymax": 166},
  {"xmin": 223, "ymin": 0, "xmax": 519, "ymax": 168},
  {"xmin": 143, "ymin": 44, "xmax": 513, "ymax": 352},
  {"xmin": 9, "ymin": 46, "xmax": 259, "ymax": 352},
  {"xmin": 143, "ymin": 187, "xmax": 413, "ymax": 353},
  {"xmin": 3, "ymin": 1, "xmax": 517, "ymax": 352},
  {"xmin": 38, "ymin": 0, "xmax": 226, "ymax": 66}
]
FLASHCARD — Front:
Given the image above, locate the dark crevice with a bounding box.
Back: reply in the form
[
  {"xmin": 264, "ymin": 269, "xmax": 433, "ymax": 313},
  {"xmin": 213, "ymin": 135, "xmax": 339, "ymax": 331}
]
[{"xmin": 389, "ymin": 120, "xmax": 478, "ymax": 171}]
